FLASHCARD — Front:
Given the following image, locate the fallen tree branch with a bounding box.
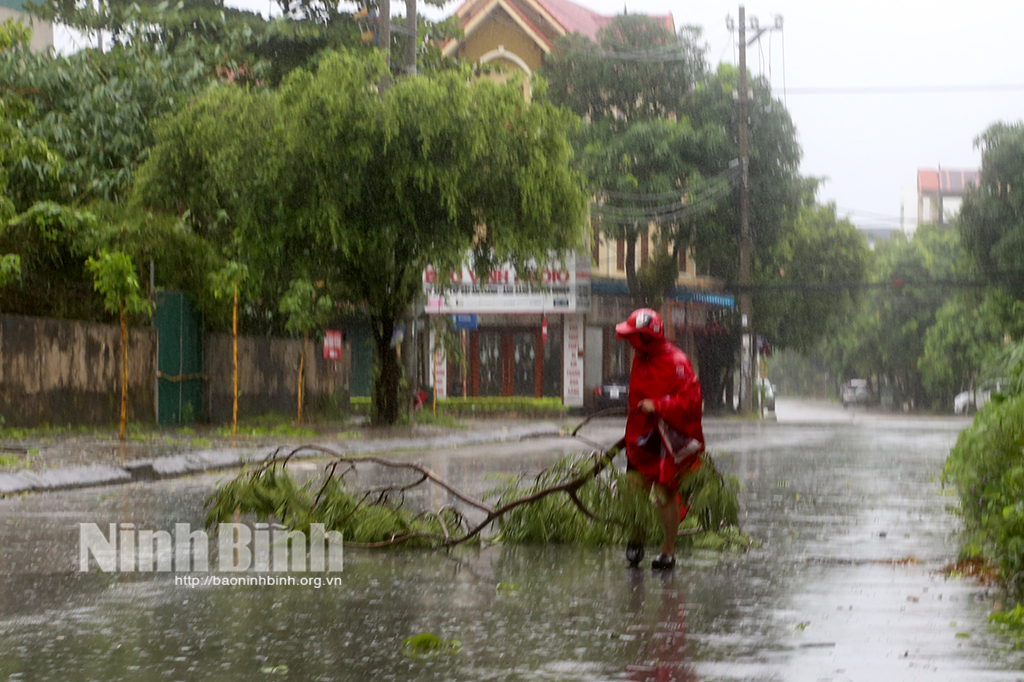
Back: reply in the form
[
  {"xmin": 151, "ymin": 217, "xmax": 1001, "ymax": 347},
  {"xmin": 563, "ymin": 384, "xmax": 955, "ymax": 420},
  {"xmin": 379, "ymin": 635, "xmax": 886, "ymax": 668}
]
[{"xmin": 206, "ymin": 423, "xmax": 744, "ymax": 552}]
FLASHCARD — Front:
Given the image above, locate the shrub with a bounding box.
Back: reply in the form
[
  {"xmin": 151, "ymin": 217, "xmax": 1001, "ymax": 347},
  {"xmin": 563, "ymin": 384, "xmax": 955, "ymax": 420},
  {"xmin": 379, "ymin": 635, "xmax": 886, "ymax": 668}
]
[{"xmin": 944, "ymin": 390, "xmax": 1024, "ymax": 595}]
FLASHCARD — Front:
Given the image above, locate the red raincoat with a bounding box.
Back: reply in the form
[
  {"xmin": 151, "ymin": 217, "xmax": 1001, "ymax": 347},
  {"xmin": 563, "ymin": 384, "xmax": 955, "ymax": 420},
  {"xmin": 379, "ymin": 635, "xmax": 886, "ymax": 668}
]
[{"xmin": 624, "ymin": 338, "xmax": 704, "ymax": 489}]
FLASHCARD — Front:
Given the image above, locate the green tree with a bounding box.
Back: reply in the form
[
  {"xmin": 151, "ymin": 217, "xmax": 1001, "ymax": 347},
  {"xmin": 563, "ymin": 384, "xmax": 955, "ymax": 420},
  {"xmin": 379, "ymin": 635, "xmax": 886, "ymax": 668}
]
[
  {"xmin": 543, "ymin": 17, "xmax": 728, "ymax": 307},
  {"xmin": 919, "ymin": 290, "xmax": 1024, "ymax": 403},
  {"xmin": 960, "ymin": 121, "xmax": 1024, "ymax": 296},
  {"xmin": 544, "ymin": 17, "xmax": 707, "ymax": 128},
  {"xmin": 0, "ymin": 38, "xmax": 214, "ymax": 208},
  {"xmin": 136, "ymin": 51, "xmax": 587, "ymax": 424},
  {"xmin": 0, "ymin": 202, "xmax": 102, "ymax": 318},
  {"xmin": 0, "ymin": 253, "xmax": 18, "ymax": 287},
  {"xmin": 754, "ymin": 203, "xmax": 869, "ymax": 353},
  {"xmin": 577, "ymin": 118, "xmax": 728, "ymax": 305},
  {"xmin": 684, "ymin": 64, "xmax": 804, "ymax": 285},
  {"xmin": 824, "ymin": 225, "xmax": 962, "ymax": 407},
  {"xmin": 85, "ymin": 250, "xmax": 153, "ymax": 440},
  {"xmin": 279, "ymin": 278, "xmax": 334, "ymax": 424}
]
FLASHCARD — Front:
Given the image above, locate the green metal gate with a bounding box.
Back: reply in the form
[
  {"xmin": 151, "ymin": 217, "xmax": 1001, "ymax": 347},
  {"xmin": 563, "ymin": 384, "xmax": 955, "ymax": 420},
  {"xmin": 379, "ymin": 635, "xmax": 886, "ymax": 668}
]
[{"xmin": 155, "ymin": 291, "xmax": 204, "ymax": 425}]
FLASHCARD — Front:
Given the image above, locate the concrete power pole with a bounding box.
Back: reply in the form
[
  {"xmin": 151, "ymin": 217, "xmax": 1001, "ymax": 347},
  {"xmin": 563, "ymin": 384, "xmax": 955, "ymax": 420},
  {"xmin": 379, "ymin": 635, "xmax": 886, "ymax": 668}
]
[
  {"xmin": 377, "ymin": 0, "xmax": 418, "ymax": 91},
  {"xmin": 737, "ymin": 5, "xmax": 753, "ymax": 414},
  {"xmin": 404, "ymin": 0, "xmax": 417, "ymax": 75},
  {"xmin": 730, "ymin": 5, "xmax": 780, "ymax": 414}
]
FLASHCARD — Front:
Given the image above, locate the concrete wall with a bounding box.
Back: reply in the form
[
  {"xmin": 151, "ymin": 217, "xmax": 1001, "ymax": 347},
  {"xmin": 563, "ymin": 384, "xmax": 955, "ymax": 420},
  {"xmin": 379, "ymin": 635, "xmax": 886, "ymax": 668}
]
[
  {"xmin": 0, "ymin": 314, "xmax": 157, "ymax": 427},
  {"xmin": 0, "ymin": 8, "xmax": 54, "ymax": 54},
  {"xmin": 204, "ymin": 333, "xmax": 350, "ymax": 424},
  {"xmin": 0, "ymin": 315, "xmax": 350, "ymax": 428}
]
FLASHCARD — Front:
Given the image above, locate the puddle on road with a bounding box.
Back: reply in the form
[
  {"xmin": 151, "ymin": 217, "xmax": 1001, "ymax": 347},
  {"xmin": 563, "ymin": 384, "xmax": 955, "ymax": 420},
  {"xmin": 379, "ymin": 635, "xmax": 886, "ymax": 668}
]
[{"xmin": 0, "ymin": 411, "xmax": 1021, "ymax": 681}]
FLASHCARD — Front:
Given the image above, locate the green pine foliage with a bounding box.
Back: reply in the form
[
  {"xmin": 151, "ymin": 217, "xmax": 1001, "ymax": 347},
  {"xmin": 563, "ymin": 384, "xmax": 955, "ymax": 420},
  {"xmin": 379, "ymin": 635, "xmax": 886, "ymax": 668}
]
[
  {"xmin": 487, "ymin": 452, "xmax": 747, "ymax": 550},
  {"xmin": 205, "ymin": 450, "xmax": 748, "ymax": 551},
  {"xmin": 485, "ymin": 457, "xmax": 658, "ymax": 545},
  {"xmin": 205, "ymin": 465, "xmax": 470, "ymax": 547}
]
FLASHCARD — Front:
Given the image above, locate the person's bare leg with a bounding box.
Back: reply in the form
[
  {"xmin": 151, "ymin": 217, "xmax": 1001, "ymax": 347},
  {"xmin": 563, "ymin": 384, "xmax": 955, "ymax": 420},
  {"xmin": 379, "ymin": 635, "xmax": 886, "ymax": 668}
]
[
  {"xmin": 654, "ymin": 483, "xmax": 680, "ymax": 557},
  {"xmin": 625, "ymin": 471, "xmax": 654, "ymax": 565}
]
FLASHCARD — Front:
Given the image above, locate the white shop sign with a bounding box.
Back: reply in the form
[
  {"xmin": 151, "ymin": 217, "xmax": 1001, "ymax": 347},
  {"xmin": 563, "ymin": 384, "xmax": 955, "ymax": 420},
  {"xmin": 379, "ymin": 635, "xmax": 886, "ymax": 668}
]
[
  {"xmin": 562, "ymin": 315, "xmax": 584, "ymax": 407},
  {"xmin": 424, "ymin": 258, "xmax": 581, "ymax": 314}
]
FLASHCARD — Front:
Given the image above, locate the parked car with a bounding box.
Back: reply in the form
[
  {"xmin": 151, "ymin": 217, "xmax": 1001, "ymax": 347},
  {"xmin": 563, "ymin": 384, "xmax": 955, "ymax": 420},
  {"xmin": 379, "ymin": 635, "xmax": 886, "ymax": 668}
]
[
  {"xmin": 842, "ymin": 379, "xmax": 870, "ymax": 407},
  {"xmin": 592, "ymin": 374, "xmax": 629, "ymax": 412},
  {"xmin": 975, "ymin": 378, "xmax": 1010, "ymax": 411},
  {"xmin": 953, "ymin": 389, "xmax": 975, "ymax": 415}
]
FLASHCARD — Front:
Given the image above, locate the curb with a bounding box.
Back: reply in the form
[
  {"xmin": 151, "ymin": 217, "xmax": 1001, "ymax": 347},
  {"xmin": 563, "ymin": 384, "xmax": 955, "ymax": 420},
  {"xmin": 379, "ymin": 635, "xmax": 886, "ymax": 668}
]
[{"xmin": 0, "ymin": 423, "xmax": 563, "ymax": 496}]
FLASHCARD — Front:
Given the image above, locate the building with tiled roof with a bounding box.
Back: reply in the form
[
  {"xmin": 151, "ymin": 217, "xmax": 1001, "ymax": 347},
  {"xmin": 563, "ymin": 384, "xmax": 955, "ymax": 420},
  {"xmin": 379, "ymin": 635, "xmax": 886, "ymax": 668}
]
[
  {"xmin": 917, "ymin": 167, "xmax": 979, "ymax": 225},
  {"xmin": 425, "ymin": 0, "xmax": 734, "ymax": 411},
  {"xmin": 442, "ymin": 0, "xmax": 672, "ymax": 76}
]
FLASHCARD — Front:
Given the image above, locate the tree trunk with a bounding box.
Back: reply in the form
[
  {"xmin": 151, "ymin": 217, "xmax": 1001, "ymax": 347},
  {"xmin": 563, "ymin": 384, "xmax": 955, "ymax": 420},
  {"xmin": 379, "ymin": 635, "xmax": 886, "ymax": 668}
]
[
  {"xmin": 624, "ymin": 226, "xmax": 644, "ymax": 308},
  {"xmin": 119, "ymin": 301, "xmax": 128, "ymax": 441},
  {"xmin": 232, "ymin": 285, "xmax": 239, "ymax": 441},
  {"xmin": 372, "ymin": 316, "xmax": 402, "ymax": 425},
  {"xmin": 297, "ymin": 332, "xmax": 307, "ymax": 425}
]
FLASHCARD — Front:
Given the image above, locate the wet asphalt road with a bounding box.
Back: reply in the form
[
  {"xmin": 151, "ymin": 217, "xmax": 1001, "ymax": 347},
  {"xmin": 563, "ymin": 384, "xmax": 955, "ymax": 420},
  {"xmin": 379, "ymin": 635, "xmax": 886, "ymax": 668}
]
[{"xmin": 0, "ymin": 398, "xmax": 1021, "ymax": 681}]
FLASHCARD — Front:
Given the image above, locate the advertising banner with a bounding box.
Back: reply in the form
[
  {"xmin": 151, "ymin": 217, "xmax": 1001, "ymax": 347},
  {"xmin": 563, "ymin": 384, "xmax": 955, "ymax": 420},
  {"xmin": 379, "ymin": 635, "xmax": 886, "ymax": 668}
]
[{"xmin": 424, "ymin": 254, "xmax": 589, "ymax": 314}]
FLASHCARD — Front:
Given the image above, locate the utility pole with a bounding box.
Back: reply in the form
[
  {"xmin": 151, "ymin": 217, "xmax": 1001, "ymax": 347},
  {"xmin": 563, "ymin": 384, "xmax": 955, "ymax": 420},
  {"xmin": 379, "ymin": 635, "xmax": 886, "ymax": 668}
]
[
  {"xmin": 403, "ymin": 0, "xmax": 417, "ymax": 75},
  {"xmin": 737, "ymin": 5, "xmax": 752, "ymax": 414},
  {"xmin": 729, "ymin": 5, "xmax": 781, "ymax": 414},
  {"xmin": 378, "ymin": 0, "xmax": 392, "ymax": 94}
]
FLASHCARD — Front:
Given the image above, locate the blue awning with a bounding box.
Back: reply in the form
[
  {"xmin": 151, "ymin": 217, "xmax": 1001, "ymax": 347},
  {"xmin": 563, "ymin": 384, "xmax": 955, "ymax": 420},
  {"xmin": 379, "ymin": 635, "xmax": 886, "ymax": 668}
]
[{"xmin": 591, "ymin": 279, "xmax": 734, "ymax": 309}]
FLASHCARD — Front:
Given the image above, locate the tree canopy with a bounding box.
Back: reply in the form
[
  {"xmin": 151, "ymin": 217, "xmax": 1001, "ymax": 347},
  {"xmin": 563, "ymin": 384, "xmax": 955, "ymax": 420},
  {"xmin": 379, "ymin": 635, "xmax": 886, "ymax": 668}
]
[
  {"xmin": 821, "ymin": 225, "xmax": 965, "ymax": 407},
  {"xmin": 135, "ymin": 50, "xmax": 587, "ymax": 423},
  {"xmin": 754, "ymin": 203, "xmax": 869, "ymax": 353},
  {"xmin": 960, "ymin": 121, "xmax": 1024, "ymax": 296},
  {"xmin": 544, "ymin": 16, "xmax": 707, "ymax": 129}
]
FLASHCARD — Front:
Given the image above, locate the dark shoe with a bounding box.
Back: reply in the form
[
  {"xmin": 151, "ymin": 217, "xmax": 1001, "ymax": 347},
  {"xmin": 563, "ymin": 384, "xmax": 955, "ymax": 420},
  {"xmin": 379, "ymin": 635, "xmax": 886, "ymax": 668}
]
[
  {"xmin": 626, "ymin": 542, "xmax": 644, "ymax": 566},
  {"xmin": 651, "ymin": 553, "xmax": 675, "ymax": 570}
]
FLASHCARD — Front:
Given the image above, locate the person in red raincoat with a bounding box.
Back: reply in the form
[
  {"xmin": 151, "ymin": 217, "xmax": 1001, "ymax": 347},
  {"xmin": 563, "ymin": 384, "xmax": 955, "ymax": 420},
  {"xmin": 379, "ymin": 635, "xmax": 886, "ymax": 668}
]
[{"xmin": 616, "ymin": 308, "xmax": 705, "ymax": 570}]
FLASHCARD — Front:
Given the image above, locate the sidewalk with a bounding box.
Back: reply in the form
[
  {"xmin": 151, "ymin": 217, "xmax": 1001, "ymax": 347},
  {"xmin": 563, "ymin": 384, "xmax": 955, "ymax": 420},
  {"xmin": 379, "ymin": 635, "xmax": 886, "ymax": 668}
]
[{"xmin": 0, "ymin": 418, "xmax": 573, "ymax": 496}]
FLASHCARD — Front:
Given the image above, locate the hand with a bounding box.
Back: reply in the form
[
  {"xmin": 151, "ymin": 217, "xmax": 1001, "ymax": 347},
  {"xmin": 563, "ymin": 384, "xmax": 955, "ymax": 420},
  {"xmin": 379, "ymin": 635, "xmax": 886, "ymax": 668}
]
[{"xmin": 638, "ymin": 399, "xmax": 656, "ymax": 415}]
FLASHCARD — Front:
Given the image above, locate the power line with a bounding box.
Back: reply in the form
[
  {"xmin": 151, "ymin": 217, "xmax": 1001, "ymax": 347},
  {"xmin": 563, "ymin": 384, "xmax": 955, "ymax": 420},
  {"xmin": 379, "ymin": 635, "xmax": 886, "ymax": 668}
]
[
  {"xmin": 590, "ymin": 167, "xmax": 740, "ymax": 226},
  {"xmin": 730, "ymin": 279, "xmax": 993, "ymax": 293},
  {"xmin": 785, "ymin": 84, "xmax": 1024, "ymax": 95}
]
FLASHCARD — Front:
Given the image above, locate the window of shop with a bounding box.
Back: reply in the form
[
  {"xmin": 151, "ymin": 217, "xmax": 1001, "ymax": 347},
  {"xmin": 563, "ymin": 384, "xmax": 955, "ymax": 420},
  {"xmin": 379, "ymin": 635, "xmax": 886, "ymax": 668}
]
[
  {"xmin": 478, "ymin": 330, "xmax": 503, "ymax": 396},
  {"xmin": 445, "ymin": 326, "xmax": 561, "ymax": 399}
]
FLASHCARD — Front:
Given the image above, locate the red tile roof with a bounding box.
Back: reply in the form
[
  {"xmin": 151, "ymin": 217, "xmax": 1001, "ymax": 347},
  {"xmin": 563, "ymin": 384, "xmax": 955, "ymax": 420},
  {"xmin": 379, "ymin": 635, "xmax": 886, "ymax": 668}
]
[
  {"xmin": 450, "ymin": 0, "xmax": 674, "ymax": 44},
  {"xmin": 918, "ymin": 168, "xmax": 979, "ymax": 195},
  {"xmin": 536, "ymin": 0, "xmax": 674, "ymax": 39},
  {"xmin": 534, "ymin": 0, "xmax": 611, "ymax": 39}
]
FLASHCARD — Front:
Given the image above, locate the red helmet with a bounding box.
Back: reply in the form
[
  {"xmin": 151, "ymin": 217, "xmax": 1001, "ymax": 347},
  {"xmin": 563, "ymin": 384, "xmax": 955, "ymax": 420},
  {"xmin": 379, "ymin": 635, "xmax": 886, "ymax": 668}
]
[{"xmin": 615, "ymin": 308, "xmax": 664, "ymax": 340}]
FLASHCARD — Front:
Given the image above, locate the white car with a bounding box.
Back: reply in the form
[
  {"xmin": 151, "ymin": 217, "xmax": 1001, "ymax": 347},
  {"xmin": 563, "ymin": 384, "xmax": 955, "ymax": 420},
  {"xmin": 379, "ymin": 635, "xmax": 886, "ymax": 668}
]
[
  {"xmin": 842, "ymin": 379, "xmax": 870, "ymax": 407},
  {"xmin": 953, "ymin": 390, "xmax": 974, "ymax": 415}
]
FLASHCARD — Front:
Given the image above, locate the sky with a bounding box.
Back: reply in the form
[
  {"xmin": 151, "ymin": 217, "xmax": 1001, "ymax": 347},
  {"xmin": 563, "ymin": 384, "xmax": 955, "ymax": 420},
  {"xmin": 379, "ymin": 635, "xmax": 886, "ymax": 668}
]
[
  {"xmin": 491, "ymin": 0, "xmax": 1024, "ymax": 231},
  {"xmin": 57, "ymin": 0, "xmax": 1024, "ymax": 231}
]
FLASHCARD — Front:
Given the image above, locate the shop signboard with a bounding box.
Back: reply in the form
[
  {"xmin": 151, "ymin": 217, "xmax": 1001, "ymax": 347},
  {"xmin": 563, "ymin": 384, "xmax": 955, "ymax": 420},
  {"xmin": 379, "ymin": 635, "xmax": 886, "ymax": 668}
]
[
  {"xmin": 323, "ymin": 330, "xmax": 344, "ymax": 361},
  {"xmin": 451, "ymin": 314, "xmax": 479, "ymax": 330},
  {"xmin": 424, "ymin": 254, "xmax": 590, "ymax": 314},
  {"xmin": 563, "ymin": 315, "xmax": 584, "ymax": 406}
]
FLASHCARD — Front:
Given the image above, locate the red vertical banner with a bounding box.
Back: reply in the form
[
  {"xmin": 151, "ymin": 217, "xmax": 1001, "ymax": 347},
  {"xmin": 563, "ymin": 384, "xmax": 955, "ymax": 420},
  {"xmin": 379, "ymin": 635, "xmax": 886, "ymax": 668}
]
[
  {"xmin": 324, "ymin": 330, "xmax": 344, "ymax": 360},
  {"xmin": 541, "ymin": 315, "xmax": 548, "ymax": 345}
]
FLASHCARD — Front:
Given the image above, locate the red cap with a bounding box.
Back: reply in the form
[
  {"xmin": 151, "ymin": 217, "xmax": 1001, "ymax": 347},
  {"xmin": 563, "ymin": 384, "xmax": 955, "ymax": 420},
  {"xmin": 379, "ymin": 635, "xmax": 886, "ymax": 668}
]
[{"xmin": 615, "ymin": 308, "xmax": 664, "ymax": 340}]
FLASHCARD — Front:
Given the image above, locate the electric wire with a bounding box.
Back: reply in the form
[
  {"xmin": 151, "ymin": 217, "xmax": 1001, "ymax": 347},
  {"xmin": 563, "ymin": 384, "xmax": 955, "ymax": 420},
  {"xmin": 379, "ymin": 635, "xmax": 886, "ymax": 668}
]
[
  {"xmin": 589, "ymin": 169, "xmax": 740, "ymax": 226},
  {"xmin": 785, "ymin": 84, "xmax": 1024, "ymax": 95}
]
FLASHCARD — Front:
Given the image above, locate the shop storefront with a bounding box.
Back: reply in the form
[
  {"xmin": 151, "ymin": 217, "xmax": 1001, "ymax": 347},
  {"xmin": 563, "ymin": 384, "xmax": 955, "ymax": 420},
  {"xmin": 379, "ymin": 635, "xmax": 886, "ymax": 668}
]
[{"xmin": 424, "ymin": 255, "xmax": 590, "ymax": 406}]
